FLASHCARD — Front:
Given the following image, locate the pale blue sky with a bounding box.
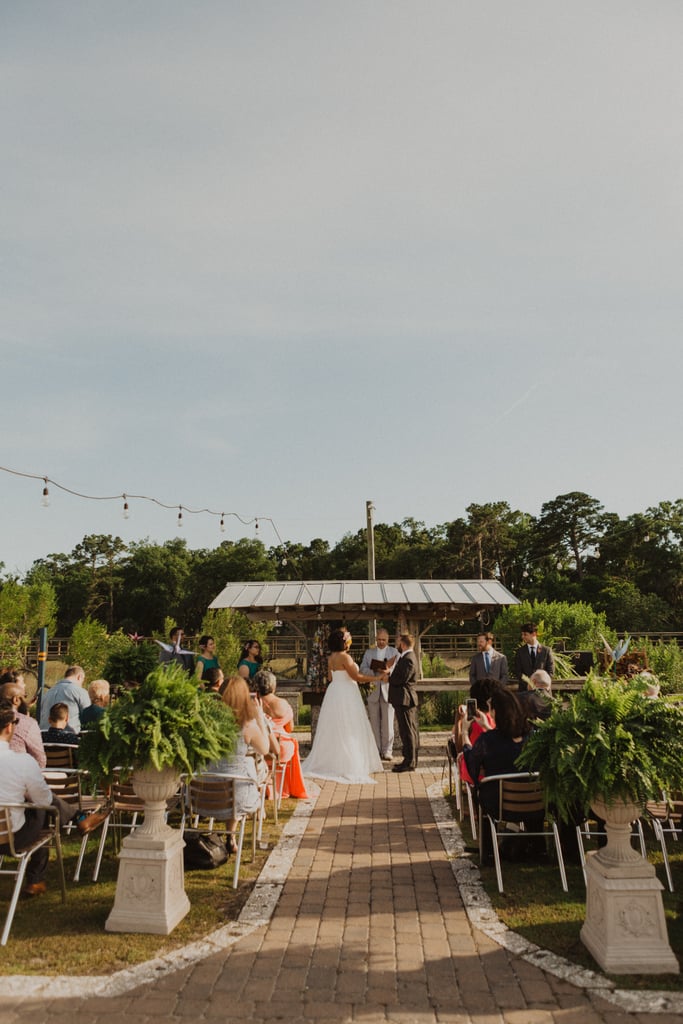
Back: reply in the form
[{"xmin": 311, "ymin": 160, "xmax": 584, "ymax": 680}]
[{"xmin": 2, "ymin": 2, "xmax": 682, "ymax": 576}]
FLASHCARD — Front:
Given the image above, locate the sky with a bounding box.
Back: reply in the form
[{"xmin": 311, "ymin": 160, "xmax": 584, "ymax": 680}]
[{"xmin": 2, "ymin": 2, "xmax": 682, "ymax": 578}]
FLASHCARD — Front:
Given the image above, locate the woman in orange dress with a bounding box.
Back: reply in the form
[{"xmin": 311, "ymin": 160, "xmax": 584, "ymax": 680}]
[{"xmin": 253, "ymin": 669, "xmax": 308, "ymax": 799}]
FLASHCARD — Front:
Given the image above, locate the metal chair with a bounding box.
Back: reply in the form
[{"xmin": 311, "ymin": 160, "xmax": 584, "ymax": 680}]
[
  {"xmin": 0, "ymin": 803, "xmax": 66, "ymax": 945},
  {"xmin": 643, "ymin": 790, "xmax": 683, "ymax": 892},
  {"xmin": 478, "ymin": 772, "xmax": 567, "ymax": 894},
  {"xmin": 183, "ymin": 772, "xmax": 259, "ymax": 888}
]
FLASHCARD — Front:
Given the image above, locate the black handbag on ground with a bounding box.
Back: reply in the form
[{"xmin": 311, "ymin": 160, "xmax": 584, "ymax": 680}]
[{"xmin": 183, "ymin": 832, "xmax": 230, "ymax": 870}]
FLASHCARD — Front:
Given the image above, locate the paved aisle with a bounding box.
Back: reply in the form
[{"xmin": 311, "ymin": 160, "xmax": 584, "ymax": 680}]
[{"xmin": 6, "ymin": 769, "xmax": 681, "ymax": 1024}]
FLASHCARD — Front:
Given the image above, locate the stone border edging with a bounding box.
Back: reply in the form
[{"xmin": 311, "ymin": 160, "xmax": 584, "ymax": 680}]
[
  {"xmin": 427, "ymin": 780, "xmax": 683, "ymax": 1017},
  {"xmin": 0, "ymin": 785, "xmax": 322, "ymax": 1000}
]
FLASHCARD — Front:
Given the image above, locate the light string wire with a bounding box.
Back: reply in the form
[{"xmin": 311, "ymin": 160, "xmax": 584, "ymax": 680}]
[{"xmin": 0, "ymin": 463, "xmax": 287, "ymax": 547}]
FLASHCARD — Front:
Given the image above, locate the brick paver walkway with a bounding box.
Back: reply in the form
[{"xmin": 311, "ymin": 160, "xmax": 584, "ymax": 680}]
[{"xmin": 4, "ymin": 766, "xmax": 682, "ymax": 1023}]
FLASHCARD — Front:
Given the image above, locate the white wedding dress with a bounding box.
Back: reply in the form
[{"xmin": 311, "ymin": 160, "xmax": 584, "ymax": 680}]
[{"xmin": 302, "ymin": 668, "xmax": 383, "ymax": 784}]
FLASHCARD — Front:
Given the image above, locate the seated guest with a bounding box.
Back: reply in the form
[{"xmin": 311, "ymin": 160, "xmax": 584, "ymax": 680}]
[
  {"xmin": 208, "ymin": 676, "xmax": 279, "ymax": 846},
  {"xmin": 0, "ymin": 701, "xmax": 107, "ymax": 895},
  {"xmin": 253, "ymin": 669, "xmax": 308, "ymax": 799},
  {"xmin": 0, "ymin": 682, "xmax": 45, "ymax": 768},
  {"xmin": 517, "ymin": 669, "xmax": 553, "ymax": 723},
  {"xmin": 462, "ymin": 686, "xmax": 540, "ymax": 861},
  {"xmin": 202, "ymin": 667, "xmax": 224, "ymax": 696},
  {"xmin": 80, "ymin": 679, "xmax": 110, "ymax": 727},
  {"xmin": 41, "ymin": 703, "xmax": 80, "ymax": 747},
  {"xmin": 39, "ymin": 665, "xmax": 90, "ymax": 733},
  {"xmin": 452, "ymin": 678, "xmax": 500, "ymax": 785}
]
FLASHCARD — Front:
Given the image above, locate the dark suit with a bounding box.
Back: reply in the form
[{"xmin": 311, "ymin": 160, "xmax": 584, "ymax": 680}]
[
  {"xmin": 514, "ymin": 644, "xmax": 555, "ymax": 690},
  {"xmin": 469, "ymin": 649, "xmax": 509, "ymax": 686},
  {"xmin": 388, "ymin": 649, "xmax": 420, "ymax": 767}
]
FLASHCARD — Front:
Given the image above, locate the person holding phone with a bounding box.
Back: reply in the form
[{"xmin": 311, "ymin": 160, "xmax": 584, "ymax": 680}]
[{"xmin": 452, "ymin": 678, "xmax": 497, "ymax": 785}]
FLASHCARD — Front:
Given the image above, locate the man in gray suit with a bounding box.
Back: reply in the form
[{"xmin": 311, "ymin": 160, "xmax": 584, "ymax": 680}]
[{"xmin": 469, "ymin": 632, "xmax": 509, "ymax": 686}]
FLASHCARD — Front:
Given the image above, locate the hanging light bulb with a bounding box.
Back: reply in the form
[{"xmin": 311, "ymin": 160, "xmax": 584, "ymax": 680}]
[
  {"xmin": 41, "ymin": 479, "xmax": 50, "ymax": 508},
  {"xmin": 177, "ymin": 506, "xmax": 184, "ymax": 528},
  {"xmin": 123, "ymin": 495, "xmax": 130, "ymax": 520},
  {"xmin": 220, "ymin": 514, "xmax": 225, "ymax": 533},
  {"xmin": 255, "ymin": 518, "xmax": 259, "ymax": 534}
]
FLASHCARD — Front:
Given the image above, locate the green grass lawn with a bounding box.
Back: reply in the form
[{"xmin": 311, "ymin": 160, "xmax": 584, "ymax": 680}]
[
  {"xmin": 0, "ymin": 798, "xmax": 298, "ymax": 976},
  {"xmin": 450, "ymin": 796, "xmax": 683, "ymax": 990}
]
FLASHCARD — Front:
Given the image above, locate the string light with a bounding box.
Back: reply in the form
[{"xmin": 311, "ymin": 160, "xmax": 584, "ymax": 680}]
[{"xmin": 0, "ymin": 464, "xmax": 286, "ymax": 545}]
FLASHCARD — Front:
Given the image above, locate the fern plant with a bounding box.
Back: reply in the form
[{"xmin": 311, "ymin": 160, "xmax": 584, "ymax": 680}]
[
  {"xmin": 517, "ymin": 672, "xmax": 683, "ymax": 822},
  {"xmin": 79, "ymin": 662, "xmax": 238, "ymax": 785}
]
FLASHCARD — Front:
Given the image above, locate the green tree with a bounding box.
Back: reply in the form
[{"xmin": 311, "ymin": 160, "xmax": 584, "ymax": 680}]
[
  {"xmin": 0, "ymin": 576, "xmax": 57, "ymax": 667},
  {"xmin": 118, "ymin": 538, "xmax": 193, "ymax": 634},
  {"xmin": 534, "ymin": 492, "xmax": 604, "ymax": 582}
]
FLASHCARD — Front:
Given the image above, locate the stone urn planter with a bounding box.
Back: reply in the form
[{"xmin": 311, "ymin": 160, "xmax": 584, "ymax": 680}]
[
  {"xmin": 580, "ymin": 795, "xmax": 678, "ymax": 974},
  {"xmin": 79, "ymin": 662, "xmax": 238, "ymax": 936},
  {"xmin": 517, "ymin": 672, "xmax": 683, "ymax": 975},
  {"xmin": 105, "ymin": 766, "xmax": 189, "ymax": 935}
]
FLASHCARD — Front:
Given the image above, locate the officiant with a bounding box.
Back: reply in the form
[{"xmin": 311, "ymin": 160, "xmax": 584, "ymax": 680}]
[{"xmin": 360, "ymin": 628, "xmax": 398, "ymax": 761}]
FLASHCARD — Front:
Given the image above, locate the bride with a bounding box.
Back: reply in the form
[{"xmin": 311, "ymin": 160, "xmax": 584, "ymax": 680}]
[{"xmin": 302, "ymin": 627, "xmax": 383, "ymax": 784}]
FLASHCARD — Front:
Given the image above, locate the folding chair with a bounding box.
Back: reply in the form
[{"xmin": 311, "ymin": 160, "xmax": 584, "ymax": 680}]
[
  {"xmin": 644, "ymin": 791, "xmax": 683, "ymax": 893},
  {"xmin": 0, "ymin": 803, "xmax": 66, "ymax": 945},
  {"xmin": 43, "ymin": 743, "xmax": 79, "ymax": 770},
  {"xmin": 478, "ymin": 772, "xmax": 567, "ymax": 894},
  {"xmin": 456, "ymin": 754, "xmax": 478, "ymax": 842},
  {"xmin": 183, "ymin": 772, "xmax": 258, "ymax": 888}
]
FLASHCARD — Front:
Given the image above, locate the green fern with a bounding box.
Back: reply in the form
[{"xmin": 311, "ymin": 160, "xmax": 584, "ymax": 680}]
[
  {"xmin": 79, "ymin": 662, "xmax": 238, "ymax": 785},
  {"xmin": 517, "ymin": 671, "xmax": 683, "ymax": 822}
]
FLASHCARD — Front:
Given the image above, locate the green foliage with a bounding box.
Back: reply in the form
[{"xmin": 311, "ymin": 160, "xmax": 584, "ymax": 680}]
[
  {"xmin": 638, "ymin": 639, "xmax": 683, "ymax": 694},
  {"xmin": 102, "ymin": 639, "xmax": 160, "ymax": 686},
  {"xmin": 418, "ymin": 691, "xmax": 458, "ymax": 727},
  {"xmin": 79, "ymin": 662, "xmax": 238, "ymax": 785},
  {"xmin": 67, "ymin": 617, "xmax": 110, "ymax": 678},
  {"xmin": 0, "ymin": 577, "xmax": 57, "ymax": 666},
  {"xmin": 493, "ymin": 600, "xmax": 615, "ymax": 665},
  {"xmin": 421, "ymin": 654, "xmax": 452, "ymax": 678},
  {"xmin": 517, "ymin": 673, "xmax": 683, "ymax": 821}
]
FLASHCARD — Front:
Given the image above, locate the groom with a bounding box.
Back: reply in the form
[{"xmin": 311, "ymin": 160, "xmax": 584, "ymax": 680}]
[{"xmin": 384, "ymin": 633, "xmax": 419, "ymax": 773}]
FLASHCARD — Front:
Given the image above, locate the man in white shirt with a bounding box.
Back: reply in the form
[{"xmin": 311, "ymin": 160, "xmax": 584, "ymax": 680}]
[{"xmin": 360, "ymin": 629, "xmax": 398, "ymax": 761}]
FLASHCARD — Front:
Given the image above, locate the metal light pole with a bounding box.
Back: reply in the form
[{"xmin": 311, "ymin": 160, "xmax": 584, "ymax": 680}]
[{"xmin": 366, "ymin": 500, "xmax": 376, "ymax": 645}]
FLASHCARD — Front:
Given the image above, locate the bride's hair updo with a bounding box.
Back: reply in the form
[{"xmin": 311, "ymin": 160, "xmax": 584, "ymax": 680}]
[{"xmin": 328, "ymin": 628, "xmax": 349, "ymax": 653}]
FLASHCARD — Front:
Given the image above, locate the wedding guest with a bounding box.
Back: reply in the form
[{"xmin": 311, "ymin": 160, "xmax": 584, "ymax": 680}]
[
  {"xmin": 80, "ymin": 679, "xmax": 110, "ymax": 727},
  {"xmin": 41, "ymin": 703, "xmax": 80, "ymax": 747},
  {"xmin": 237, "ymin": 640, "xmax": 263, "ymax": 682},
  {"xmin": 0, "ymin": 682, "xmax": 46, "ymax": 768},
  {"xmin": 202, "ymin": 667, "xmax": 224, "ymax": 696},
  {"xmin": 253, "ymin": 669, "xmax": 308, "ymax": 799},
  {"xmin": 195, "ymin": 635, "xmax": 220, "ymax": 682},
  {"xmin": 39, "ymin": 666, "xmax": 90, "ymax": 732}
]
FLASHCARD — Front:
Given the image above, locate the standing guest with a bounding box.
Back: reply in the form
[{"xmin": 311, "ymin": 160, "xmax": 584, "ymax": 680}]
[
  {"xmin": 41, "ymin": 703, "xmax": 80, "ymax": 747},
  {"xmin": 237, "ymin": 640, "xmax": 263, "ymax": 682},
  {"xmin": 384, "ymin": 633, "xmax": 420, "ymax": 773},
  {"xmin": 80, "ymin": 679, "xmax": 111, "ymax": 727},
  {"xmin": 469, "ymin": 633, "xmax": 509, "ymax": 686},
  {"xmin": 513, "ymin": 623, "xmax": 555, "ymax": 691},
  {"xmin": 360, "ymin": 628, "xmax": 399, "ymax": 762},
  {"xmin": 0, "ymin": 682, "xmax": 46, "ymax": 768},
  {"xmin": 194, "ymin": 635, "xmax": 220, "ymax": 682},
  {"xmin": 39, "ymin": 666, "xmax": 91, "ymax": 732}
]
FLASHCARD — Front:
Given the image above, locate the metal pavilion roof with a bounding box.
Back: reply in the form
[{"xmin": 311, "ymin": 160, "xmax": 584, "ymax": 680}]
[{"xmin": 208, "ymin": 579, "xmax": 519, "ymax": 621}]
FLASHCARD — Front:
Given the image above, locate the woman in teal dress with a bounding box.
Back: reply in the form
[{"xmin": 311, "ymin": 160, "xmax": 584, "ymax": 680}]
[
  {"xmin": 195, "ymin": 635, "xmax": 220, "ymax": 681},
  {"xmin": 237, "ymin": 639, "xmax": 263, "ymax": 682}
]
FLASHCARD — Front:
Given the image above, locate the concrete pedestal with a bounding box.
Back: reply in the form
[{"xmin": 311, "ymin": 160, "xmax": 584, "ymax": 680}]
[
  {"xmin": 105, "ymin": 829, "xmax": 190, "ymax": 934},
  {"xmin": 581, "ymin": 850, "xmax": 678, "ymax": 974}
]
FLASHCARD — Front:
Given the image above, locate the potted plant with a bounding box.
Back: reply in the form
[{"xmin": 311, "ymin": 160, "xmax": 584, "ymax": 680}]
[
  {"xmin": 79, "ymin": 661, "xmax": 238, "ymax": 935},
  {"xmin": 517, "ymin": 671, "xmax": 683, "ymax": 973}
]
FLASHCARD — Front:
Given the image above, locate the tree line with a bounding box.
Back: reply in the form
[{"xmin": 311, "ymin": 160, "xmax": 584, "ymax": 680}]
[{"xmin": 1, "ymin": 491, "xmax": 680, "ymax": 642}]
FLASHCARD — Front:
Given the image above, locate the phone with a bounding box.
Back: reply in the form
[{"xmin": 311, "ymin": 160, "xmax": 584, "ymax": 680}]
[{"xmin": 466, "ymin": 698, "xmax": 477, "ymax": 721}]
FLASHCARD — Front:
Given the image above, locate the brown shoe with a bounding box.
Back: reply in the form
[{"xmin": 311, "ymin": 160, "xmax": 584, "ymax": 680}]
[
  {"xmin": 23, "ymin": 881, "xmax": 47, "ymax": 897},
  {"xmin": 77, "ymin": 807, "xmax": 111, "ymax": 834}
]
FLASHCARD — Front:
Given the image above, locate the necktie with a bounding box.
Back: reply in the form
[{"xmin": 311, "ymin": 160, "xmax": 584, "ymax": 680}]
[
  {"xmin": 484, "ymin": 651, "xmax": 491, "ymax": 673},
  {"xmin": 529, "ymin": 646, "xmax": 536, "ymax": 664}
]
